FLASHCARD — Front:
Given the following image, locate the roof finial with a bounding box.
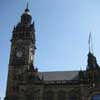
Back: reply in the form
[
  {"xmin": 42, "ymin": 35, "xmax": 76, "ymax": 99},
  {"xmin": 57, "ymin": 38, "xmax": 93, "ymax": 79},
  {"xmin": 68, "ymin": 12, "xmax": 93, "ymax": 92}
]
[
  {"xmin": 25, "ymin": 1, "xmax": 29, "ymax": 12},
  {"xmin": 27, "ymin": 2, "xmax": 29, "ymax": 10},
  {"xmin": 88, "ymin": 32, "xmax": 94, "ymax": 54}
]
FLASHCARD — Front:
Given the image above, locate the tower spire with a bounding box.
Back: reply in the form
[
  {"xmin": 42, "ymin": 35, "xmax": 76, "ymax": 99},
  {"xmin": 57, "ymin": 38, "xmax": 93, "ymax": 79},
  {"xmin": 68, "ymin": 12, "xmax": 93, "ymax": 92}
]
[
  {"xmin": 25, "ymin": 1, "xmax": 29, "ymax": 12},
  {"xmin": 88, "ymin": 32, "xmax": 93, "ymax": 54},
  {"xmin": 27, "ymin": 2, "xmax": 29, "ymax": 10},
  {"xmin": 87, "ymin": 32, "xmax": 99, "ymax": 70}
]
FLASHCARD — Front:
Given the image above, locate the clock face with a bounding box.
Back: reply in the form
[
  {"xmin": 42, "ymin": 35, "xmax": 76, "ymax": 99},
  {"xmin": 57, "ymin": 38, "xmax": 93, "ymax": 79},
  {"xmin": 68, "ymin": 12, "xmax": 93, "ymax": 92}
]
[{"xmin": 16, "ymin": 51, "xmax": 23, "ymax": 58}]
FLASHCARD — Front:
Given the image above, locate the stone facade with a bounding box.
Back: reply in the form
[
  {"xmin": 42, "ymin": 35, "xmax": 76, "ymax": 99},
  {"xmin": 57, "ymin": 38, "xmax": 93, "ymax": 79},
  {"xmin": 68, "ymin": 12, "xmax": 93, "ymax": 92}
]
[{"xmin": 5, "ymin": 5, "xmax": 100, "ymax": 100}]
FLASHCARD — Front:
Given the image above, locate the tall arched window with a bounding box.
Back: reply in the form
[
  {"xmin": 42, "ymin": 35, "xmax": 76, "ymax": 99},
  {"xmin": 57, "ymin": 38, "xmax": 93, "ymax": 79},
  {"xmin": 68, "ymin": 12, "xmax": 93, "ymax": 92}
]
[
  {"xmin": 58, "ymin": 91, "xmax": 66, "ymax": 100},
  {"xmin": 44, "ymin": 91, "xmax": 54, "ymax": 100},
  {"xmin": 91, "ymin": 94, "xmax": 100, "ymax": 100}
]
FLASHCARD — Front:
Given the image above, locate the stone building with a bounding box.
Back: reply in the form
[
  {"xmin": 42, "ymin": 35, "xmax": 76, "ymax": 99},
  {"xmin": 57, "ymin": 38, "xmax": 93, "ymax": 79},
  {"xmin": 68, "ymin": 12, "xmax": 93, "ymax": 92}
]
[{"xmin": 5, "ymin": 4, "xmax": 100, "ymax": 100}]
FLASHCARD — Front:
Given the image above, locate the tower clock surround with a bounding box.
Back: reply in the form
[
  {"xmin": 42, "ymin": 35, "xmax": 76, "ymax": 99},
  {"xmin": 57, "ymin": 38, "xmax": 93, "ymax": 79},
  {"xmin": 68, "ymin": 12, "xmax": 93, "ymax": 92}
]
[{"xmin": 16, "ymin": 51, "xmax": 23, "ymax": 58}]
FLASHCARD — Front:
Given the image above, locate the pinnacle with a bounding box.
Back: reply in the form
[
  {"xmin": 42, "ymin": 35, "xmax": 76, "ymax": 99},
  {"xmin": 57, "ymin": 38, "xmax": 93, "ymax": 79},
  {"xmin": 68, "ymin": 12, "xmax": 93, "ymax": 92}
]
[{"xmin": 25, "ymin": 2, "xmax": 30, "ymax": 12}]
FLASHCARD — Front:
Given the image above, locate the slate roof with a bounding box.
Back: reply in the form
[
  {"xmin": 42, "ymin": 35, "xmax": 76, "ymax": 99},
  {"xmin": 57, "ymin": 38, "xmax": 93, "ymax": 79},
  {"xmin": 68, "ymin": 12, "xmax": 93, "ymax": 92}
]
[{"xmin": 38, "ymin": 71, "xmax": 79, "ymax": 81}]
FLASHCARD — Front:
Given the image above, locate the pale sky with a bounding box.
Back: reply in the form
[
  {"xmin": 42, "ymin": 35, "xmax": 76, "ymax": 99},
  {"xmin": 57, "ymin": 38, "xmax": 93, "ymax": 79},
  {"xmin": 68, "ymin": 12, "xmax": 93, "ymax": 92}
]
[{"xmin": 1, "ymin": 0, "xmax": 100, "ymax": 99}]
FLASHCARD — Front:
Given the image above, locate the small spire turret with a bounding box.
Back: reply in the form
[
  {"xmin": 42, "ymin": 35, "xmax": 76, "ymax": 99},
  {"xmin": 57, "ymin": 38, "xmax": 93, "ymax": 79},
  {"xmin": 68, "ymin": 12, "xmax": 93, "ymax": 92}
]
[
  {"xmin": 87, "ymin": 52, "xmax": 98, "ymax": 69},
  {"xmin": 87, "ymin": 33, "xmax": 99, "ymax": 70}
]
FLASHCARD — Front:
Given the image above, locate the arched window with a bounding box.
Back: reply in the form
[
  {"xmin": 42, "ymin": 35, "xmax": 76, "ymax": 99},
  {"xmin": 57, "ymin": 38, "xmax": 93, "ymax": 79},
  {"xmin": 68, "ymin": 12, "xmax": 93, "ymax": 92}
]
[
  {"xmin": 44, "ymin": 91, "xmax": 54, "ymax": 100},
  {"xmin": 91, "ymin": 94, "xmax": 100, "ymax": 100},
  {"xmin": 58, "ymin": 91, "xmax": 66, "ymax": 100}
]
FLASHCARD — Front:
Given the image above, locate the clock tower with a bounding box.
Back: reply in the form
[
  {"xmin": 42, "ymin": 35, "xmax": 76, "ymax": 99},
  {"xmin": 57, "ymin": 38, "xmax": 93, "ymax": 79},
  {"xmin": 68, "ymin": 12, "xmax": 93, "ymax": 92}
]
[
  {"xmin": 5, "ymin": 4, "xmax": 39, "ymax": 100},
  {"xmin": 9, "ymin": 4, "xmax": 35, "ymax": 67}
]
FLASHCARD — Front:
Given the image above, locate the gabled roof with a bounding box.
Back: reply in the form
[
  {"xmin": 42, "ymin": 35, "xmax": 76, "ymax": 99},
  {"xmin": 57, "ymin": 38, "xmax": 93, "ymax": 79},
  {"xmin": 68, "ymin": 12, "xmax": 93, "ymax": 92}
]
[{"xmin": 38, "ymin": 71, "xmax": 79, "ymax": 81}]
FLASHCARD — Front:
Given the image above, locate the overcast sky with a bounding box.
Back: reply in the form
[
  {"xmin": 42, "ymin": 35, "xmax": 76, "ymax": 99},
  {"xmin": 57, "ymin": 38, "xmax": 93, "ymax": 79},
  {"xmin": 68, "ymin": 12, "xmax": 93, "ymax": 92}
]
[{"xmin": 1, "ymin": 0, "xmax": 100, "ymax": 99}]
